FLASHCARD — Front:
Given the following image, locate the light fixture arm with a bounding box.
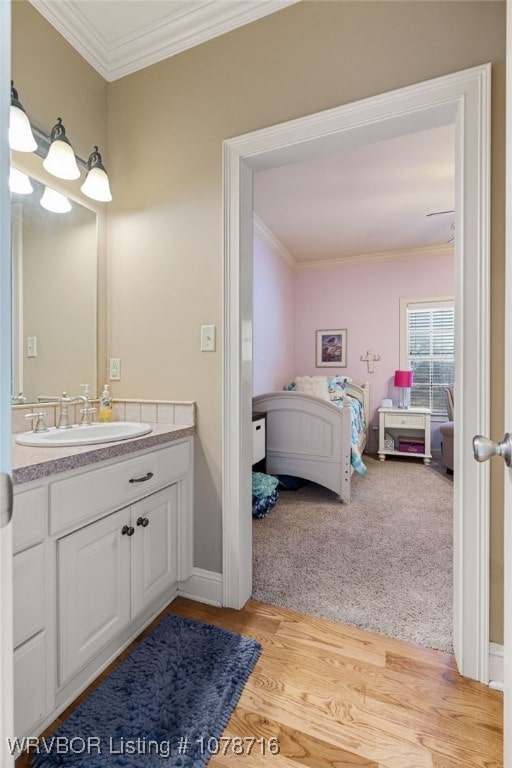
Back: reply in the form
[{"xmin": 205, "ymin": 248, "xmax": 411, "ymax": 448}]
[
  {"xmin": 11, "ymin": 81, "xmax": 26, "ymax": 114},
  {"xmin": 86, "ymin": 146, "xmax": 106, "ymax": 172}
]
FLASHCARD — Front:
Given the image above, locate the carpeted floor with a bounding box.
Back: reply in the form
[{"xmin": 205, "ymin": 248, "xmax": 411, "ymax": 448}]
[{"xmin": 252, "ymin": 455, "xmax": 453, "ymax": 652}]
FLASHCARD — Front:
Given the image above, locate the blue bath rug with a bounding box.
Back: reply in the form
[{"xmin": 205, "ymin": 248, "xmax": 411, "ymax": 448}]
[{"xmin": 31, "ymin": 613, "xmax": 261, "ymax": 767}]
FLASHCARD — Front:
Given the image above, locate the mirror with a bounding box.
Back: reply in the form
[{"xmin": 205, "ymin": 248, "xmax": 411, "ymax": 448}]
[{"xmin": 11, "ymin": 169, "xmax": 98, "ymax": 404}]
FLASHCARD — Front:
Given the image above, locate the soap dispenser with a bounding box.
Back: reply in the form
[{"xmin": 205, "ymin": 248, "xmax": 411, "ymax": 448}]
[{"xmin": 98, "ymin": 384, "xmax": 113, "ymax": 422}]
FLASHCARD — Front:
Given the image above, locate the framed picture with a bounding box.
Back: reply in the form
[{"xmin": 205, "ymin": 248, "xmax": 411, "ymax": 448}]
[{"xmin": 316, "ymin": 329, "xmax": 347, "ymax": 368}]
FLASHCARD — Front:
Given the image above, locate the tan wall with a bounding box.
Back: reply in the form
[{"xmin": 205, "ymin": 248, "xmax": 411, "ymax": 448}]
[{"xmin": 12, "ymin": 0, "xmax": 506, "ymax": 642}]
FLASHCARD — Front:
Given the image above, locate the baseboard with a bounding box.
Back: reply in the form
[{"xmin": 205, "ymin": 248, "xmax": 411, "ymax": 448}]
[
  {"xmin": 488, "ymin": 642, "xmax": 504, "ymax": 690},
  {"xmin": 178, "ymin": 568, "xmax": 223, "ymax": 606}
]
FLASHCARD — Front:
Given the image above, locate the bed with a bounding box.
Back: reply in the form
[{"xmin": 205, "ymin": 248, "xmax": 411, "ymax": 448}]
[{"xmin": 252, "ymin": 378, "xmax": 370, "ymax": 503}]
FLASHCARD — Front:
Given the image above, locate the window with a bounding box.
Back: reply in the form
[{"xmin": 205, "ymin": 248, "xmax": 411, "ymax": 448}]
[{"xmin": 400, "ymin": 297, "xmax": 454, "ymax": 416}]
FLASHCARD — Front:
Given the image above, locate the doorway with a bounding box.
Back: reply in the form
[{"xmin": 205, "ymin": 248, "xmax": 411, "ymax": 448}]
[
  {"xmin": 250, "ymin": 124, "xmax": 456, "ymax": 650},
  {"xmin": 222, "ymin": 64, "xmax": 491, "ymax": 682}
]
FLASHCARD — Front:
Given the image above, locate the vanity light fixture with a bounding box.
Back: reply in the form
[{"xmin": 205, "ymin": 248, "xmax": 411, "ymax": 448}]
[
  {"xmin": 9, "ymin": 167, "xmax": 34, "ymax": 195},
  {"xmin": 40, "ymin": 186, "xmax": 72, "ymax": 214},
  {"xmin": 43, "ymin": 118, "xmax": 81, "ymax": 181},
  {"xmin": 9, "ymin": 81, "xmax": 37, "ymax": 152},
  {"xmin": 80, "ymin": 146, "xmax": 112, "ymax": 202}
]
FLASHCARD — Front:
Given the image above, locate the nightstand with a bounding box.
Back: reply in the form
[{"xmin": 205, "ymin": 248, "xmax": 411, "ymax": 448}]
[{"xmin": 378, "ymin": 407, "xmax": 432, "ymax": 465}]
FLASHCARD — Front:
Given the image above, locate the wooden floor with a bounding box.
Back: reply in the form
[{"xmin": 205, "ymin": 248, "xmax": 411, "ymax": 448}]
[{"xmin": 16, "ymin": 597, "xmax": 502, "ymax": 767}]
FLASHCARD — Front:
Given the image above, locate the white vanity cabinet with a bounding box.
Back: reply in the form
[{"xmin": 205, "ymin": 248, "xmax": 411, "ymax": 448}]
[
  {"xmin": 58, "ymin": 484, "xmax": 179, "ymax": 684},
  {"xmin": 12, "ymin": 485, "xmax": 53, "ymax": 740},
  {"xmin": 12, "ymin": 435, "xmax": 193, "ymax": 739}
]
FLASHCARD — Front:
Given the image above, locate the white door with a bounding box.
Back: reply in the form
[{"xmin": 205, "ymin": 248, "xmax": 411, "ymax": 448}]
[{"xmin": 0, "ymin": 2, "xmax": 14, "ymax": 765}]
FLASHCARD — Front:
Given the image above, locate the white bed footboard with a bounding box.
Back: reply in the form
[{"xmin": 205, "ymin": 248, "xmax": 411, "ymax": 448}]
[{"xmin": 252, "ymin": 391, "xmax": 355, "ymax": 502}]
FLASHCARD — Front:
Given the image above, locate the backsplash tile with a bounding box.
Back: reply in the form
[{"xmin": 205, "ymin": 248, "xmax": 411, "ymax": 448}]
[
  {"xmin": 12, "ymin": 398, "xmax": 195, "ymax": 433},
  {"xmin": 141, "ymin": 403, "xmax": 157, "ymax": 422}
]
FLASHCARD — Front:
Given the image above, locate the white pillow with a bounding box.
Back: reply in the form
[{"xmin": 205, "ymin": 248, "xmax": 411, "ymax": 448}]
[{"xmin": 294, "ymin": 375, "xmax": 330, "ymax": 401}]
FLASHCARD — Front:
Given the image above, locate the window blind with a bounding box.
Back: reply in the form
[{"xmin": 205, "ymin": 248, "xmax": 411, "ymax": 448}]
[{"xmin": 405, "ymin": 302, "xmax": 454, "ymax": 415}]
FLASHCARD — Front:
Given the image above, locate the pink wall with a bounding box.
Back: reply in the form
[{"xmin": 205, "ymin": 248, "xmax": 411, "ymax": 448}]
[
  {"xmin": 253, "ymin": 232, "xmax": 295, "ymax": 394},
  {"xmin": 293, "ymin": 252, "xmax": 454, "ymax": 445}
]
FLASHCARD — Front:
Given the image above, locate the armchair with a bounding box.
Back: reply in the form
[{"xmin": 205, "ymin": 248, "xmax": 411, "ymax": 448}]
[{"xmin": 440, "ymin": 385, "xmax": 454, "ymax": 473}]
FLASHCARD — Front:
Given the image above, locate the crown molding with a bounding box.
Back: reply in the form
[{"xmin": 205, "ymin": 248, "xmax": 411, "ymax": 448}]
[
  {"xmin": 253, "ymin": 214, "xmax": 296, "ymax": 269},
  {"xmin": 252, "ymin": 215, "xmax": 454, "ymax": 271},
  {"xmin": 29, "ymin": 0, "xmax": 300, "ymax": 81},
  {"xmin": 294, "ymin": 243, "xmax": 454, "ymax": 270}
]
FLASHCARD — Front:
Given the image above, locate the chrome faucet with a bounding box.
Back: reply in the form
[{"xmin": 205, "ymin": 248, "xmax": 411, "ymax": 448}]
[
  {"xmin": 37, "ymin": 392, "xmax": 88, "ymax": 429},
  {"xmin": 24, "ymin": 412, "xmax": 48, "ymax": 433},
  {"xmin": 11, "ymin": 392, "xmax": 27, "ymax": 405}
]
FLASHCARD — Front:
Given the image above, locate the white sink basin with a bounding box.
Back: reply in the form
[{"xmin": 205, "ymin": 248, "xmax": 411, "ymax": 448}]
[{"xmin": 16, "ymin": 421, "xmax": 153, "ymax": 447}]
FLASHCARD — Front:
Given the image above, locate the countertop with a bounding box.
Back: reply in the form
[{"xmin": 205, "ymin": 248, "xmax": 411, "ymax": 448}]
[{"xmin": 12, "ymin": 422, "xmax": 195, "ymax": 485}]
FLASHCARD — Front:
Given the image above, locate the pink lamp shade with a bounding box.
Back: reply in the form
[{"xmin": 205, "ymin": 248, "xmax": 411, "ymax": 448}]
[{"xmin": 394, "ymin": 370, "xmax": 413, "ymax": 388}]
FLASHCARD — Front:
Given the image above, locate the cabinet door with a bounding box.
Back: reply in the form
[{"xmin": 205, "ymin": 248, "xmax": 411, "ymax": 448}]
[
  {"xmin": 58, "ymin": 507, "xmax": 131, "ymax": 685},
  {"xmin": 14, "ymin": 633, "xmax": 46, "ymax": 738},
  {"xmin": 131, "ymin": 486, "xmax": 178, "ymax": 618}
]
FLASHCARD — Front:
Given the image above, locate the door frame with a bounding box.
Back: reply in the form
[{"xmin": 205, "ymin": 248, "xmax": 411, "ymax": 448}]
[
  {"xmin": 503, "ymin": 1, "xmax": 512, "ymax": 759},
  {"xmin": 222, "ymin": 64, "xmax": 491, "ymax": 682},
  {"xmin": 1, "ymin": 0, "xmax": 14, "ymax": 763}
]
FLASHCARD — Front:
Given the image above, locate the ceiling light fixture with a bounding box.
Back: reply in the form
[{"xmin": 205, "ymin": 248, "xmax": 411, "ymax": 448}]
[
  {"xmin": 43, "ymin": 118, "xmax": 81, "ymax": 180},
  {"xmin": 40, "ymin": 186, "xmax": 72, "ymax": 214},
  {"xmin": 9, "ymin": 81, "xmax": 37, "ymax": 152},
  {"xmin": 9, "ymin": 167, "xmax": 34, "ymax": 195},
  {"xmin": 80, "ymin": 147, "xmax": 112, "ymax": 202}
]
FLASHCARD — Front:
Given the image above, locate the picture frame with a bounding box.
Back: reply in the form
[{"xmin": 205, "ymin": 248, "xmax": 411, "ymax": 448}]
[{"xmin": 316, "ymin": 329, "xmax": 347, "ymax": 368}]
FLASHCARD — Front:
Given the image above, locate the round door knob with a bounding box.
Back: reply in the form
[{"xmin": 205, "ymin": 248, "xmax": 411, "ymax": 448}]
[
  {"xmin": 136, "ymin": 516, "xmax": 149, "ymax": 527},
  {"xmin": 121, "ymin": 525, "xmax": 135, "ymax": 536},
  {"xmin": 473, "ymin": 433, "xmax": 512, "ymax": 467}
]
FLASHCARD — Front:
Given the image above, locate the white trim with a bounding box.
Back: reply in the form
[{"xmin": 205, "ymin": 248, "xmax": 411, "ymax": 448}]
[
  {"xmin": 28, "ymin": 0, "xmax": 300, "ymax": 81},
  {"xmin": 504, "ymin": 3, "xmax": 512, "ymax": 758},
  {"xmin": 178, "ymin": 568, "xmax": 222, "ymax": 607},
  {"xmin": 295, "ymin": 244, "xmax": 454, "ymax": 271},
  {"xmin": 253, "ymin": 217, "xmax": 453, "ymax": 270},
  {"xmin": 223, "ymin": 64, "xmax": 491, "ymax": 684},
  {"xmin": 253, "ymin": 214, "xmax": 295, "ymax": 269},
  {"xmin": 489, "ymin": 642, "xmax": 504, "ymax": 691}
]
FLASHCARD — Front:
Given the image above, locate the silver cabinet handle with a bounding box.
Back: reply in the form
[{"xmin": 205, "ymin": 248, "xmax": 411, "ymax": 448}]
[{"xmin": 473, "ymin": 434, "xmax": 512, "ymax": 467}]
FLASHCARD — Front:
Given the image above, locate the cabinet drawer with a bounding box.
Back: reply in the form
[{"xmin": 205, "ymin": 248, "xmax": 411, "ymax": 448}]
[
  {"xmin": 13, "ymin": 486, "xmax": 46, "ymax": 554},
  {"xmin": 14, "ymin": 632, "xmax": 47, "ymax": 738},
  {"xmin": 50, "ymin": 440, "xmax": 191, "ymax": 535},
  {"xmin": 252, "ymin": 418, "xmax": 266, "ymax": 464},
  {"xmin": 383, "ymin": 414, "xmax": 425, "ymax": 429},
  {"xmin": 13, "ymin": 543, "xmax": 45, "ymax": 648}
]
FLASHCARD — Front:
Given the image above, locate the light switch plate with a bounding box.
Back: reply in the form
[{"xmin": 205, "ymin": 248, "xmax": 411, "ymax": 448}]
[
  {"xmin": 109, "ymin": 358, "xmax": 121, "ymax": 380},
  {"xmin": 27, "ymin": 336, "xmax": 37, "ymax": 358},
  {"xmin": 201, "ymin": 325, "xmax": 216, "ymax": 352}
]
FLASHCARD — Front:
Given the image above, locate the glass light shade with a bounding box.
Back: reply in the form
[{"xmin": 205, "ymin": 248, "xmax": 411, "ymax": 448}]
[
  {"xmin": 9, "ymin": 167, "xmax": 34, "ymax": 195},
  {"xmin": 80, "ymin": 166, "xmax": 112, "ymax": 202},
  {"xmin": 43, "ymin": 138, "xmax": 80, "ymax": 180},
  {"xmin": 40, "ymin": 186, "xmax": 72, "ymax": 214},
  {"xmin": 9, "ymin": 104, "xmax": 37, "ymax": 152}
]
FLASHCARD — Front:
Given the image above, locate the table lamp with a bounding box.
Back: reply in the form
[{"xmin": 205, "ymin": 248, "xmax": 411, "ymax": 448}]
[{"xmin": 394, "ymin": 370, "xmax": 413, "ymax": 409}]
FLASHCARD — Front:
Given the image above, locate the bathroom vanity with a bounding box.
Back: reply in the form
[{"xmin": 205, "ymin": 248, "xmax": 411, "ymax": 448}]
[{"xmin": 11, "ymin": 423, "xmax": 194, "ymax": 739}]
